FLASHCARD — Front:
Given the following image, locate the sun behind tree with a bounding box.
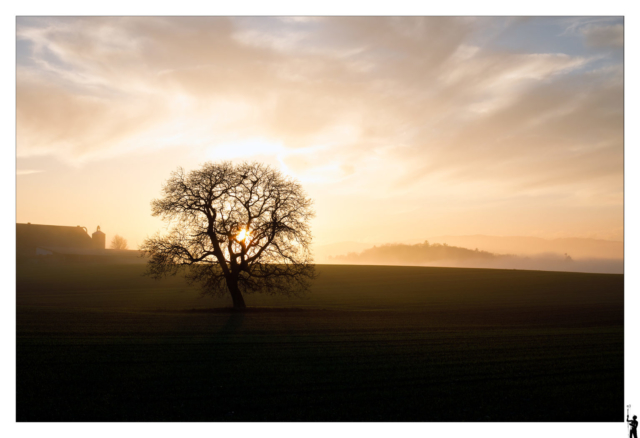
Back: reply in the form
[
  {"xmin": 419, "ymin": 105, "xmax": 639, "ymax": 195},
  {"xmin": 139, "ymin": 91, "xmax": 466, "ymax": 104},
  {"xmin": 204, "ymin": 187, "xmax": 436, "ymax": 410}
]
[{"xmin": 140, "ymin": 161, "xmax": 316, "ymax": 309}]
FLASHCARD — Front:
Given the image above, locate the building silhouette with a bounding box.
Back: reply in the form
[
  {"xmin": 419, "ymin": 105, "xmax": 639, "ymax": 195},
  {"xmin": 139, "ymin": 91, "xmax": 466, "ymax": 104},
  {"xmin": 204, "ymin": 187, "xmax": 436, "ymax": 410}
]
[
  {"xmin": 92, "ymin": 226, "xmax": 105, "ymax": 250},
  {"xmin": 17, "ymin": 223, "xmax": 107, "ymax": 260}
]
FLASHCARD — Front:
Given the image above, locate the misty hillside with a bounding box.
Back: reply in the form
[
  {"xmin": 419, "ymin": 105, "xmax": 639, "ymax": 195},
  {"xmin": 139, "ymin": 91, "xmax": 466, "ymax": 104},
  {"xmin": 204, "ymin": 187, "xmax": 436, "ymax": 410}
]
[
  {"xmin": 424, "ymin": 235, "xmax": 623, "ymax": 259},
  {"xmin": 330, "ymin": 241, "xmax": 497, "ymax": 265},
  {"xmin": 330, "ymin": 241, "xmax": 623, "ymax": 274}
]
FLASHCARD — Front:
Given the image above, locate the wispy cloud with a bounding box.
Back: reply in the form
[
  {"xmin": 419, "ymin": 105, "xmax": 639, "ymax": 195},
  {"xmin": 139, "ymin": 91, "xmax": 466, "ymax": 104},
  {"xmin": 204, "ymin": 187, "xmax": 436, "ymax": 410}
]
[
  {"xmin": 17, "ymin": 18, "xmax": 621, "ymax": 184},
  {"xmin": 581, "ymin": 24, "xmax": 624, "ymax": 48},
  {"xmin": 17, "ymin": 169, "xmax": 43, "ymax": 175}
]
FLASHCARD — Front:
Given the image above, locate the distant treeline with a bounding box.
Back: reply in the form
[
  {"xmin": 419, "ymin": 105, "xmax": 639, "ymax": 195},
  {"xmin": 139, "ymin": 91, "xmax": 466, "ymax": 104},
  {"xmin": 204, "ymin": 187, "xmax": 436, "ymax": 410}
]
[{"xmin": 330, "ymin": 241, "xmax": 499, "ymax": 265}]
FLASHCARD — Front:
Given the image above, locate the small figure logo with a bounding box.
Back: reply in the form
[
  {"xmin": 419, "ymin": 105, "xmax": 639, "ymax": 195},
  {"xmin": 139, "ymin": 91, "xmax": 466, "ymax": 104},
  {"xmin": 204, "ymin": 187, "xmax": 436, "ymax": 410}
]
[{"xmin": 628, "ymin": 405, "xmax": 638, "ymax": 438}]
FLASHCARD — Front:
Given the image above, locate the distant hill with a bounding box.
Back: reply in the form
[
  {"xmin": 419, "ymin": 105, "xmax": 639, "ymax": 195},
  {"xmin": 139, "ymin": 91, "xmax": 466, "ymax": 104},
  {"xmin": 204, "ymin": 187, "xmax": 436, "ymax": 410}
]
[
  {"xmin": 424, "ymin": 235, "xmax": 623, "ymax": 259},
  {"xmin": 316, "ymin": 235, "xmax": 623, "ymax": 263},
  {"xmin": 329, "ymin": 241, "xmax": 623, "ymax": 274},
  {"xmin": 331, "ymin": 242, "xmax": 497, "ymax": 265}
]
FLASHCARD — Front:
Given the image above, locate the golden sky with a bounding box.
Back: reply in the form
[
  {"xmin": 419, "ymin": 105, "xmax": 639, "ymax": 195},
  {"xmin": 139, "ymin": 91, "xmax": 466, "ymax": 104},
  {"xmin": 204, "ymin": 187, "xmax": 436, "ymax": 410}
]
[{"xmin": 16, "ymin": 17, "xmax": 623, "ymax": 248}]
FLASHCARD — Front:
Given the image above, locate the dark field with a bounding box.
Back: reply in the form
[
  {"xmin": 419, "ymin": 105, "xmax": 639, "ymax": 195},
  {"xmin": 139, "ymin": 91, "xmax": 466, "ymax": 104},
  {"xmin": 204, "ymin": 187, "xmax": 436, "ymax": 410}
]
[{"xmin": 16, "ymin": 263, "xmax": 623, "ymax": 422}]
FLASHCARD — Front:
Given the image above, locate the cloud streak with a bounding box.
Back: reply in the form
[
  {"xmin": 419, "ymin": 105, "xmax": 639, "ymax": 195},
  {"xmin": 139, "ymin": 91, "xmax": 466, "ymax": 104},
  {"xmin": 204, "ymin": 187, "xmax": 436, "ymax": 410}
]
[{"xmin": 17, "ymin": 169, "xmax": 43, "ymax": 175}]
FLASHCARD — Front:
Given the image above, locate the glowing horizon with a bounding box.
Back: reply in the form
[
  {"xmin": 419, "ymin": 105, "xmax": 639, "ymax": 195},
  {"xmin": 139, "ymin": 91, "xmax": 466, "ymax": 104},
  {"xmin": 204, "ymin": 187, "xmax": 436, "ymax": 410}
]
[{"xmin": 16, "ymin": 17, "xmax": 623, "ymax": 250}]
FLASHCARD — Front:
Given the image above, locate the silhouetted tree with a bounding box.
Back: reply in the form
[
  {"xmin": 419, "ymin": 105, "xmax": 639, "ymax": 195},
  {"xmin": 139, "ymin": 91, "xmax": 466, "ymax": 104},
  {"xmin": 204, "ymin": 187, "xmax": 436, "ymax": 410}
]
[
  {"xmin": 111, "ymin": 234, "xmax": 128, "ymax": 250},
  {"xmin": 140, "ymin": 161, "xmax": 316, "ymax": 309}
]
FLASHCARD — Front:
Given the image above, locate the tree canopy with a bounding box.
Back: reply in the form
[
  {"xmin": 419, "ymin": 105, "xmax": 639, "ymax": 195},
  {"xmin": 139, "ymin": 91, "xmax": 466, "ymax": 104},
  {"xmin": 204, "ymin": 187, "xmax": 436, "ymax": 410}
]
[
  {"xmin": 110, "ymin": 234, "xmax": 128, "ymax": 250},
  {"xmin": 140, "ymin": 161, "xmax": 316, "ymax": 308}
]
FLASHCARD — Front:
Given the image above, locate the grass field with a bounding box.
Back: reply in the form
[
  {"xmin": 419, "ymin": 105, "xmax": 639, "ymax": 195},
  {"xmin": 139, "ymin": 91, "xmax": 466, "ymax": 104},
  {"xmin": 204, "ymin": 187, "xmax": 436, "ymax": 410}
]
[{"xmin": 16, "ymin": 263, "xmax": 623, "ymax": 421}]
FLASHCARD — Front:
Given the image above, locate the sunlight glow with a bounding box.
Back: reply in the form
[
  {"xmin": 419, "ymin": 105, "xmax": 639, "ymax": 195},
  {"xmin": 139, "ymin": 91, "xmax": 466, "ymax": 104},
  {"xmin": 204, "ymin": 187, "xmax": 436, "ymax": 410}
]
[{"xmin": 236, "ymin": 227, "xmax": 250, "ymax": 243}]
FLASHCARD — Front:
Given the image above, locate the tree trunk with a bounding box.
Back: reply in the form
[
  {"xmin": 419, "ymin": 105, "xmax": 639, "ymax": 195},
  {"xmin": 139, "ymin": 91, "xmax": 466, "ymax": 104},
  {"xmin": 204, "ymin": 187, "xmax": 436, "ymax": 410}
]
[{"xmin": 226, "ymin": 277, "xmax": 246, "ymax": 309}]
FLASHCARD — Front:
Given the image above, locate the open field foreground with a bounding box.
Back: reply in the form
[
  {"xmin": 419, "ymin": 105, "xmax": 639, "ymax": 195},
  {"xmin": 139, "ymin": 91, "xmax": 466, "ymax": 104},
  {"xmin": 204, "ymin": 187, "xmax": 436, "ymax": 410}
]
[{"xmin": 16, "ymin": 264, "xmax": 623, "ymax": 422}]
